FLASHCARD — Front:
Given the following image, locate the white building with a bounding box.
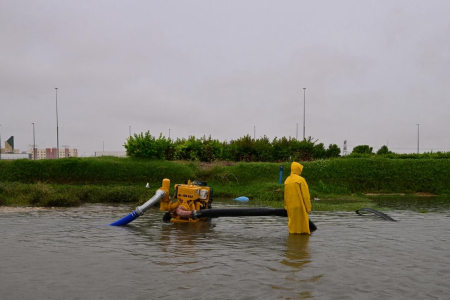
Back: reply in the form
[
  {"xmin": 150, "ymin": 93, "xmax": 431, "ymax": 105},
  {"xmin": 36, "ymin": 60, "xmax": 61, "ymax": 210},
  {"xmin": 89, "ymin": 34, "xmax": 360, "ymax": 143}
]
[{"xmin": 30, "ymin": 148, "xmax": 78, "ymax": 160}]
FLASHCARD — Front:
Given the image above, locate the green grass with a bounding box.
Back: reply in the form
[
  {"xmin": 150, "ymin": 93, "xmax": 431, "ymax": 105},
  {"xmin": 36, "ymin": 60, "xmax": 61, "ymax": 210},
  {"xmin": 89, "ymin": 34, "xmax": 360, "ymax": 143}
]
[
  {"xmin": 1, "ymin": 157, "xmax": 449, "ymax": 209},
  {"xmin": 0, "ymin": 182, "xmax": 156, "ymax": 207}
]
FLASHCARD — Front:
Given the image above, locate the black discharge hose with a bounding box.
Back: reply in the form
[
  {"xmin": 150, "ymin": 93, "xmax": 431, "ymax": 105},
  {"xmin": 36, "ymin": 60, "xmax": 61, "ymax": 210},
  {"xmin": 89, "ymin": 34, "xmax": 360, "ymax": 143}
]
[
  {"xmin": 195, "ymin": 208, "xmax": 317, "ymax": 232},
  {"xmin": 356, "ymin": 208, "xmax": 397, "ymax": 222},
  {"xmin": 198, "ymin": 208, "xmax": 287, "ymax": 217}
]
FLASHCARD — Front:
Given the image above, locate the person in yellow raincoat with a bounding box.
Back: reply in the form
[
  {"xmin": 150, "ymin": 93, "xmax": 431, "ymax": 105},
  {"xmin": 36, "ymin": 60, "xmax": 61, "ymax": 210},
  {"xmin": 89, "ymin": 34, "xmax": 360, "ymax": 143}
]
[{"xmin": 284, "ymin": 162, "xmax": 312, "ymax": 234}]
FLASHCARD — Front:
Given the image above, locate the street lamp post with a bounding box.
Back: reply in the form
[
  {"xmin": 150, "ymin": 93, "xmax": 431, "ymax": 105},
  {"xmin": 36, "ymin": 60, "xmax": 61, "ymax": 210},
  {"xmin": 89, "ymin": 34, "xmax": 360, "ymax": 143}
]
[
  {"xmin": 303, "ymin": 88, "xmax": 306, "ymax": 140},
  {"xmin": 417, "ymin": 124, "xmax": 420, "ymax": 154},
  {"xmin": 32, "ymin": 123, "xmax": 35, "ymax": 160},
  {"xmin": 55, "ymin": 87, "xmax": 59, "ymax": 159}
]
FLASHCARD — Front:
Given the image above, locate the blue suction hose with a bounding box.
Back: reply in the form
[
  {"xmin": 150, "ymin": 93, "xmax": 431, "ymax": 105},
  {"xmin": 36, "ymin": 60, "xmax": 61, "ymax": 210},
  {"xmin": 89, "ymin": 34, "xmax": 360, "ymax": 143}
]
[{"xmin": 110, "ymin": 190, "xmax": 166, "ymax": 226}]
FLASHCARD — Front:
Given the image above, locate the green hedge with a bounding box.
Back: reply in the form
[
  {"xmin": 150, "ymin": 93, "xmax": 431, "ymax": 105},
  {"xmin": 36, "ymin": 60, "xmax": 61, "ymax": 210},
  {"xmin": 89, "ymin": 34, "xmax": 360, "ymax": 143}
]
[
  {"xmin": 302, "ymin": 159, "xmax": 450, "ymax": 194},
  {"xmin": 0, "ymin": 157, "xmax": 195, "ymax": 184},
  {"xmin": 207, "ymin": 159, "xmax": 450, "ymax": 194},
  {"xmin": 1, "ymin": 157, "xmax": 449, "ymax": 195}
]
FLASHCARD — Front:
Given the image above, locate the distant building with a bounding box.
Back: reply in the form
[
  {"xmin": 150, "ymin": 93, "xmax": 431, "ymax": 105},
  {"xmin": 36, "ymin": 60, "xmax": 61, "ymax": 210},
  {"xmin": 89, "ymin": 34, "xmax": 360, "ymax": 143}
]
[
  {"xmin": 95, "ymin": 151, "xmax": 127, "ymax": 157},
  {"xmin": 0, "ymin": 135, "xmax": 78, "ymax": 160},
  {"xmin": 1, "ymin": 136, "xmax": 21, "ymax": 159},
  {"xmin": 5, "ymin": 136, "xmax": 14, "ymax": 153},
  {"xmin": 30, "ymin": 148, "xmax": 78, "ymax": 160},
  {"xmin": 2, "ymin": 136, "xmax": 19, "ymax": 154}
]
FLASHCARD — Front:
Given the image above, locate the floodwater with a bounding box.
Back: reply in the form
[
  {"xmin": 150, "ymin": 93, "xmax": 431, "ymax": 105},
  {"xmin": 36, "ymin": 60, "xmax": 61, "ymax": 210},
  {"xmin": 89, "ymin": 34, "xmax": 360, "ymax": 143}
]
[{"xmin": 1, "ymin": 198, "xmax": 449, "ymax": 300}]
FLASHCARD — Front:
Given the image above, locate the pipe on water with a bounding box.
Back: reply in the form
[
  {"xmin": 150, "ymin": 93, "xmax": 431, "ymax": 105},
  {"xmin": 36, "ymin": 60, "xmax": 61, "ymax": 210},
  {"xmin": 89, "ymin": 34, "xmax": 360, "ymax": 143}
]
[
  {"xmin": 192, "ymin": 208, "xmax": 317, "ymax": 232},
  {"xmin": 110, "ymin": 189, "xmax": 166, "ymax": 226},
  {"xmin": 195, "ymin": 208, "xmax": 288, "ymax": 218},
  {"xmin": 279, "ymin": 165, "xmax": 283, "ymax": 184}
]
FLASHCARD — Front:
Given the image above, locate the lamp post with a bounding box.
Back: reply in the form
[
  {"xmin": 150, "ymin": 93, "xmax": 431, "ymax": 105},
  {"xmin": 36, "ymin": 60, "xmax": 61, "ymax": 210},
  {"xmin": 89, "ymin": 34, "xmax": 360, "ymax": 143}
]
[
  {"xmin": 32, "ymin": 123, "xmax": 35, "ymax": 160},
  {"xmin": 55, "ymin": 87, "xmax": 59, "ymax": 159},
  {"xmin": 303, "ymin": 88, "xmax": 306, "ymax": 140},
  {"xmin": 417, "ymin": 124, "xmax": 419, "ymax": 154}
]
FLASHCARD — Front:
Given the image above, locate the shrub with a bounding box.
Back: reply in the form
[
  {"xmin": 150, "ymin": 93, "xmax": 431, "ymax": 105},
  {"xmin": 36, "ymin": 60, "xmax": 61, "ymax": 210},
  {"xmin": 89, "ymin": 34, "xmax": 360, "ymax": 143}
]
[
  {"xmin": 376, "ymin": 145, "xmax": 392, "ymax": 155},
  {"xmin": 326, "ymin": 144, "xmax": 341, "ymax": 158},
  {"xmin": 352, "ymin": 145, "xmax": 373, "ymax": 154},
  {"xmin": 123, "ymin": 133, "xmax": 338, "ymax": 162}
]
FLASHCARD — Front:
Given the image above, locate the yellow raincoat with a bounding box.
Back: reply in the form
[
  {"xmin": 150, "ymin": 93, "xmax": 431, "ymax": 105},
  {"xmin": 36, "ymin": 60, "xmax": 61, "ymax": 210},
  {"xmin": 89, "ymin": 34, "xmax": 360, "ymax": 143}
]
[{"xmin": 284, "ymin": 162, "xmax": 312, "ymax": 234}]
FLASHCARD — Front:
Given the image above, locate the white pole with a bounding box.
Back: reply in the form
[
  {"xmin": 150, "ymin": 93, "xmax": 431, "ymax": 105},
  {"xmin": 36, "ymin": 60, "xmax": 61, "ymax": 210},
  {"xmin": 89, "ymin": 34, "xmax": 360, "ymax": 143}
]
[
  {"xmin": 303, "ymin": 88, "xmax": 306, "ymax": 140},
  {"xmin": 417, "ymin": 124, "xmax": 419, "ymax": 154},
  {"xmin": 32, "ymin": 123, "xmax": 35, "ymax": 160},
  {"xmin": 55, "ymin": 88, "xmax": 59, "ymax": 159}
]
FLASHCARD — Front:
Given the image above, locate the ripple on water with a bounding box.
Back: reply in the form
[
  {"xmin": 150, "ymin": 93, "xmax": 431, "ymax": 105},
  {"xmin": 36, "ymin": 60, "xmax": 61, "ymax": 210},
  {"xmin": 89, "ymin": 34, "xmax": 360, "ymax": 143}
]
[{"xmin": 0, "ymin": 203, "xmax": 449, "ymax": 299}]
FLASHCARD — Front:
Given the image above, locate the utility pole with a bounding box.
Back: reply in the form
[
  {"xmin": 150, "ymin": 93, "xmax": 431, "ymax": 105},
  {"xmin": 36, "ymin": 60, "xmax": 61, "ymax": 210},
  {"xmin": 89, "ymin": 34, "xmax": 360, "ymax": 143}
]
[
  {"xmin": 55, "ymin": 87, "xmax": 59, "ymax": 159},
  {"xmin": 32, "ymin": 123, "xmax": 35, "ymax": 160},
  {"xmin": 417, "ymin": 124, "xmax": 420, "ymax": 154},
  {"xmin": 303, "ymin": 88, "xmax": 306, "ymax": 140}
]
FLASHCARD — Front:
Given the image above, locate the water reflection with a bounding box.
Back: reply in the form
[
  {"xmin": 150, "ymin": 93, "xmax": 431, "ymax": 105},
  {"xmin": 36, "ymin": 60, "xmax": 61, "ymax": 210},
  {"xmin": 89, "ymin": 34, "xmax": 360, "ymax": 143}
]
[
  {"xmin": 276, "ymin": 235, "xmax": 315, "ymax": 299},
  {"xmin": 2, "ymin": 201, "xmax": 450, "ymax": 299},
  {"xmin": 282, "ymin": 234, "xmax": 310, "ymax": 269},
  {"xmin": 158, "ymin": 221, "xmax": 216, "ymax": 255}
]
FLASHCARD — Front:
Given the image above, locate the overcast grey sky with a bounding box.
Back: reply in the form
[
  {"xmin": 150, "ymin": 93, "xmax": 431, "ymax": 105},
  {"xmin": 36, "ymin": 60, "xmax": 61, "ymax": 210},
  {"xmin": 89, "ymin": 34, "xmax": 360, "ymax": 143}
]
[{"xmin": 1, "ymin": 0, "xmax": 449, "ymax": 156}]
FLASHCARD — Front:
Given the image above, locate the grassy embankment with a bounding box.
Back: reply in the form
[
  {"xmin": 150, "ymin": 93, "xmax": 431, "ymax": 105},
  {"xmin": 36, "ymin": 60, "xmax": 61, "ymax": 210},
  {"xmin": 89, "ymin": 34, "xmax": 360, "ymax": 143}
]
[{"xmin": 1, "ymin": 157, "xmax": 449, "ymax": 211}]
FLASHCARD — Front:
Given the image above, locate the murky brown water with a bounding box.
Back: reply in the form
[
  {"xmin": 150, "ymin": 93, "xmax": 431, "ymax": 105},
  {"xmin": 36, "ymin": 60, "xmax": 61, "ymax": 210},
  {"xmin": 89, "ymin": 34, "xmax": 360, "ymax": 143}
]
[{"xmin": 1, "ymin": 199, "xmax": 449, "ymax": 299}]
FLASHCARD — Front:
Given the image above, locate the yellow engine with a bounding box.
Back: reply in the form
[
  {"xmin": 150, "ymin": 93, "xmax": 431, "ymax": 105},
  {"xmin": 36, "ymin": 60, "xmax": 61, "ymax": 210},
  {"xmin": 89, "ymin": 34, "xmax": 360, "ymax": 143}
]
[{"xmin": 159, "ymin": 179, "xmax": 212, "ymax": 223}]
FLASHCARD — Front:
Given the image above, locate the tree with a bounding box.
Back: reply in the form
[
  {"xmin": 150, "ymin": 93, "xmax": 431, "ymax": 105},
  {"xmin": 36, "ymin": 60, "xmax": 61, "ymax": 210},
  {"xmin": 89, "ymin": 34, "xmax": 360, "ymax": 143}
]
[
  {"xmin": 352, "ymin": 145, "xmax": 373, "ymax": 154},
  {"xmin": 376, "ymin": 145, "xmax": 392, "ymax": 155},
  {"xmin": 326, "ymin": 144, "xmax": 341, "ymax": 158},
  {"xmin": 312, "ymin": 143, "xmax": 326, "ymax": 159}
]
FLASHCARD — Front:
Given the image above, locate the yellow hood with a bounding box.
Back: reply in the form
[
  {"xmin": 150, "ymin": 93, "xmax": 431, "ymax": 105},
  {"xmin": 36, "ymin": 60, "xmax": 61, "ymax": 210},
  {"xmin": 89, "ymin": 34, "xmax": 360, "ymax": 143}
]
[{"xmin": 291, "ymin": 162, "xmax": 303, "ymax": 176}]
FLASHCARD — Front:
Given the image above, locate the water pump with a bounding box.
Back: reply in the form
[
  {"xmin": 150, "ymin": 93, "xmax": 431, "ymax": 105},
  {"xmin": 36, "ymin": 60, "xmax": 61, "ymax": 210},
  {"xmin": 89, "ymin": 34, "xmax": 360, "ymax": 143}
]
[
  {"xmin": 110, "ymin": 178, "xmax": 316, "ymax": 232},
  {"xmin": 160, "ymin": 179, "xmax": 213, "ymax": 223}
]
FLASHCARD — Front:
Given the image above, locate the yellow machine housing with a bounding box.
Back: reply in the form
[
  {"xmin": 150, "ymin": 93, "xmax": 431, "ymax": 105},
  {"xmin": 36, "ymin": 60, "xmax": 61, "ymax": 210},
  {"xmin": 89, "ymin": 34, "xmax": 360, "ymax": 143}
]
[{"xmin": 159, "ymin": 179, "xmax": 211, "ymax": 223}]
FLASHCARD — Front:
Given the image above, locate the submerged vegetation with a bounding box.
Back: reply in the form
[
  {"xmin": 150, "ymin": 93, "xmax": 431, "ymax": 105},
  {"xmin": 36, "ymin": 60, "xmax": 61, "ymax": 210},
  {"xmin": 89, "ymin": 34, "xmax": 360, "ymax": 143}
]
[{"xmin": 0, "ymin": 182, "xmax": 154, "ymax": 207}]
